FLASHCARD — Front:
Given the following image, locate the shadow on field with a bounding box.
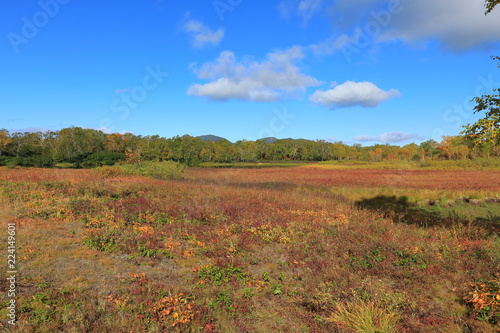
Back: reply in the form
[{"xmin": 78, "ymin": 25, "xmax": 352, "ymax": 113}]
[{"xmin": 355, "ymin": 195, "xmax": 500, "ymax": 234}]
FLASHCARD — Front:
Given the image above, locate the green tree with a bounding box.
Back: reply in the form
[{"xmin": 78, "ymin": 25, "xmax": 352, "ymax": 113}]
[
  {"xmin": 217, "ymin": 139, "xmax": 237, "ymax": 162},
  {"xmin": 0, "ymin": 129, "xmax": 12, "ymax": 156},
  {"xmin": 330, "ymin": 142, "xmax": 347, "ymax": 160},
  {"xmin": 104, "ymin": 133, "xmax": 126, "ymax": 152},
  {"xmin": 142, "ymin": 135, "xmax": 172, "ymax": 161},
  {"xmin": 485, "ymin": 0, "xmax": 500, "ymax": 14},
  {"xmin": 420, "ymin": 140, "xmax": 439, "ymax": 160},
  {"xmin": 398, "ymin": 143, "xmax": 420, "ymax": 161},
  {"xmin": 236, "ymin": 140, "xmax": 258, "ymax": 162},
  {"xmin": 53, "ymin": 127, "xmax": 105, "ymax": 165},
  {"xmin": 462, "ymin": 57, "xmax": 500, "ymax": 146},
  {"xmin": 462, "ymin": 0, "xmax": 500, "ymax": 145},
  {"xmin": 315, "ymin": 140, "xmax": 333, "ymax": 161},
  {"xmin": 169, "ymin": 135, "xmax": 202, "ymax": 165}
]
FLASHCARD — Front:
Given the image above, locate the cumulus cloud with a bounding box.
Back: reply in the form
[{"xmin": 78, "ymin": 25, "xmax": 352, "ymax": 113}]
[
  {"xmin": 182, "ymin": 19, "xmax": 224, "ymax": 48},
  {"xmin": 188, "ymin": 47, "xmax": 323, "ymax": 102},
  {"xmin": 310, "ymin": 81, "xmax": 400, "ymax": 109},
  {"xmin": 355, "ymin": 132, "xmax": 424, "ymax": 144},
  {"xmin": 327, "ymin": 0, "xmax": 500, "ymax": 51}
]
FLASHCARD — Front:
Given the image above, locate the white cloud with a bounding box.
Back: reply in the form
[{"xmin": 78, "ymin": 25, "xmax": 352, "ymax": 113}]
[
  {"xmin": 378, "ymin": 0, "xmax": 500, "ymax": 50},
  {"xmin": 188, "ymin": 47, "xmax": 323, "ymax": 102},
  {"xmin": 327, "ymin": 0, "xmax": 500, "ymax": 51},
  {"xmin": 182, "ymin": 19, "xmax": 224, "ymax": 48},
  {"xmin": 94, "ymin": 126, "xmax": 113, "ymax": 134},
  {"xmin": 310, "ymin": 81, "xmax": 400, "ymax": 109},
  {"xmin": 91, "ymin": 127, "xmax": 133, "ymax": 135},
  {"xmin": 355, "ymin": 132, "xmax": 424, "ymax": 144}
]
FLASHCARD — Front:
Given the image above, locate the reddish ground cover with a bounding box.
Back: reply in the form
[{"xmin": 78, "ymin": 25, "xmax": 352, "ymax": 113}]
[
  {"xmin": 2, "ymin": 166, "xmax": 497, "ymax": 192},
  {"xmin": 188, "ymin": 167, "xmax": 500, "ymax": 191},
  {"xmin": 0, "ymin": 166, "xmax": 499, "ymax": 332}
]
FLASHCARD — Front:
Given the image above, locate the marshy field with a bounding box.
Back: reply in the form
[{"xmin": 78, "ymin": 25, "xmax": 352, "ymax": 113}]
[{"xmin": 0, "ymin": 164, "xmax": 499, "ymax": 332}]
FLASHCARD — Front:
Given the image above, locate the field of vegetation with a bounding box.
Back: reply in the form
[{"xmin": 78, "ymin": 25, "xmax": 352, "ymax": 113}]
[{"xmin": 0, "ymin": 163, "xmax": 499, "ymax": 332}]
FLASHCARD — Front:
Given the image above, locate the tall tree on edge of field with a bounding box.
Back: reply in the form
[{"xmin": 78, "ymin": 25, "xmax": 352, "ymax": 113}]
[
  {"xmin": 462, "ymin": 1, "xmax": 500, "ymax": 146},
  {"xmin": 0, "ymin": 129, "xmax": 12, "ymax": 156},
  {"xmin": 462, "ymin": 56, "xmax": 500, "ymax": 146},
  {"xmin": 485, "ymin": 0, "xmax": 500, "ymax": 14}
]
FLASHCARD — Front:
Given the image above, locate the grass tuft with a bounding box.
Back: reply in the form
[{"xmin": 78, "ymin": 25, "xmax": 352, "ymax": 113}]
[{"xmin": 329, "ymin": 300, "xmax": 400, "ymax": 333}]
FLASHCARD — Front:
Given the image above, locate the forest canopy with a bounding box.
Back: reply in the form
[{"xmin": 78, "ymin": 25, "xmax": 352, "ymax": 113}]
[{"xmin": 0, "ymin": 127, "xmax": 498, "ymax": 168}]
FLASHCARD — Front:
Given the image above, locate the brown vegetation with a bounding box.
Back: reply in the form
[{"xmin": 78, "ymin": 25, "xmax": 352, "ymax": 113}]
[{"xmin": 0, "ymin": 166, "xmax": 498, "ymax": 332}]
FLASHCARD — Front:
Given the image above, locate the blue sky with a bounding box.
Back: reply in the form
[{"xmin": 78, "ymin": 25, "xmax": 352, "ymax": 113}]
[{"xmin": 1, "ymin": 0, "xmax": 500, "ymax": 144}]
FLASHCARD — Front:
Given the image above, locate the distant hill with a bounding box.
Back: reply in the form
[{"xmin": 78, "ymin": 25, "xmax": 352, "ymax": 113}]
[
  {"xmin": 260, "ymin": 137, "xmax": 278, "ymax": 143},
  {"xmin": 197, "ymin": 135, "xmax": 229, "ymax": 142}
]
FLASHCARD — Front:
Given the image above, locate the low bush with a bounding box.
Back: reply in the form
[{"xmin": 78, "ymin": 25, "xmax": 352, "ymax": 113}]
[
  {"xmin": 81, "ymin": 151, "xmax": 125, "ymax": 168},
  {"xmin": 1, "ymin": 155, "xmax": 55, "ymax": 168}
]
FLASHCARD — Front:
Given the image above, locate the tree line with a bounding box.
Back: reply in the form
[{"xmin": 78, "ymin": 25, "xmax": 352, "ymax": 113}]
[{"xmin": 0, "ymin": 127, "xmax": 498, "ymax": 168}]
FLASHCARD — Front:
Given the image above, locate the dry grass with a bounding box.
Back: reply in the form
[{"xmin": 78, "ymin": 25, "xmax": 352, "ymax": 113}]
[{"xmin": 329, "ymin": 300, "xmax": 400, "ymax": 333}]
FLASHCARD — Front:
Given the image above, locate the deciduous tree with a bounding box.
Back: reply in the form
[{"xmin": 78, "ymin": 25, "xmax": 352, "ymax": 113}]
[
  {"xmin": 462, "ymin": 57, "xmax": 500, "ymax": 146},
  {"xmin": 462, "ymin": 0, "xmax": 500, "ymax": 144},
  {"xmin": 485, "ymin": 0, "xmax": 500, "ymax": 14},
  {"xmin": 0, "ymin": 130, "xmax": 12, "ymax": 156}
]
